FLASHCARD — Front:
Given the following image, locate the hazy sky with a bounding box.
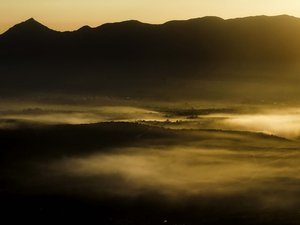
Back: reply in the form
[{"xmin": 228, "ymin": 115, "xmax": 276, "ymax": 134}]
[{"xmin": 2, "ymin": 0, "xmax": 300, "ymax": 33}]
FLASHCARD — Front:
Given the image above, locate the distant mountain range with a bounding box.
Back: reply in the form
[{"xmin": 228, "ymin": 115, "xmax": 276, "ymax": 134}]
[
  {"xmin": 1, "ymin": 15, "xmax": 300, "ymax": 62},
  {"xmin": 1, "ymin": 15, "xmax": 300, "ymax": 102}
]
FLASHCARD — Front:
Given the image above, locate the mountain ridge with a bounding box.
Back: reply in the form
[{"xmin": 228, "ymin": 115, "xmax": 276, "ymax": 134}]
[
  {"xmin": 1, "ymin": 15, "xmax": 300, "ymax": 68},
  {"xmin": 1, "ymin": 15, "xmax": 299, "ymax": 35},
  {"xmin": 1, "ymin": 15, "xmax": 300, "ymax": 102},
  {"xmin": 2, "ymin": 18, "xmax": 58, "ymax": 36}
]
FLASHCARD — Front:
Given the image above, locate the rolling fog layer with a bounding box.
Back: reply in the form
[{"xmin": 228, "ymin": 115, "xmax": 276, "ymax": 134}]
[
  {"xmin": 1, "ymin": 121, "xmax": 299, "ymax": 218},
  {"xmin": 1, "ymin": 102, "xmax": 300, "ymax": 224},
  {"xmin": 1, "ymin": 61, "xmax": 300, "ymax": 221},
  {"xmin": 50, "ymin": 146, "xmax": 300, "ymax": 204},
  {"xmin": 1, "ymin": 103, "xmax": 300, "ymax": 139}
]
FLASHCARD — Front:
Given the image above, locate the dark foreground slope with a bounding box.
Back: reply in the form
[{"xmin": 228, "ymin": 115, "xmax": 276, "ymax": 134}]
[{"xmin": 1, "ymin": 122, "xmax": 300, "ymax": 224}]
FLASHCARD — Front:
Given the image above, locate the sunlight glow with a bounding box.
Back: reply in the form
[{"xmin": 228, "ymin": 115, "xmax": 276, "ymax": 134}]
[{"xmin": 2, "ymin": 0, "xmax": 300, "ymax": 33}]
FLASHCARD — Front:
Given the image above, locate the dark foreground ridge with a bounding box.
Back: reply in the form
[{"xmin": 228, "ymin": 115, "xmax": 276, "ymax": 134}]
[
  {"xmin": 0, "ymin": 121, "xmax": 295, "ymax": 166},
  {"xmin": 0, "ymin": 121, "xmax": 300, "ymax": 224}
]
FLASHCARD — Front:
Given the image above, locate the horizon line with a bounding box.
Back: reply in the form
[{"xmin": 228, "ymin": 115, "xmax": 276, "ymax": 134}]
[{"xmin": 0, "ymin": 14, "xmax": 298, "ymax": 35}]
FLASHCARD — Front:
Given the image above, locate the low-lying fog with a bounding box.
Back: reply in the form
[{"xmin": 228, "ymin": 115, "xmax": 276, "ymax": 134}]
[
  {"xmin": 48, "ymin": 146, "xmax": 300, "ymax": 206},
  {"xmin": 1, "ymin": 102, "xmax": 300, "ymax": 139},
  {"xmin": 1, "ymin": 100, "xmax": 300, "ymax": 223}
]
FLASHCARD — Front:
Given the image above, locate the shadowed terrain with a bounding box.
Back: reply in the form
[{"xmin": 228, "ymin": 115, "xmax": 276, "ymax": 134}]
[
  {"xmin": 1, "ymin": 121, "xmax": 300, "ymax": 224},
  {"xmin": 1, "ymin": 16, "xmax": 300, "ymax": 104},
  {"xmin": 2, "ymin": 15, "xmax": 300, "ymax": 224}
]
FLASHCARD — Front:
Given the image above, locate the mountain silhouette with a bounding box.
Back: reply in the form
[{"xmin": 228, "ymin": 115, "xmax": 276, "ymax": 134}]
[
  {"xmin": 2, "ymin": 18, "xmax": 58, "ymax": 38},
  {"xmin": 1, "ymin": 15, "xmax": 300, "ymax": 61},
  {"xmin": 1, "ymin": 15, "xmax": 300, "ymax": 102}
]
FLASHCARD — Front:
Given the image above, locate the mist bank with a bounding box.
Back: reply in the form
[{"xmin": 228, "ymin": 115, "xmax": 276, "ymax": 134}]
[{"xmin": 1, "ymin": 122, "xmax": 300, "ymax": 224}]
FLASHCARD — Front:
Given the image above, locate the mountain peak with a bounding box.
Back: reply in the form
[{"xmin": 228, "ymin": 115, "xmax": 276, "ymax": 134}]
[
  {"xmin": 2, "ymin": 18, "xmax": 56, "ymax": 37},
  {"xmin": 23, "ymin": 18, "xmax": 43, "ymax": 26},
  {"xmin": 26, "ymin": 17, "xmax": 37, "ymax": 22},
  {"xmin": 16, "ymin": 18, "xmax": 49, "ymax": 29}
]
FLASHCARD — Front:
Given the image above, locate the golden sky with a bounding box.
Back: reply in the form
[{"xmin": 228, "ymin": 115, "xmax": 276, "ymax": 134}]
[{"xmin": 2, "ymin": 0, "xmax": 300, "ymax": 33}]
